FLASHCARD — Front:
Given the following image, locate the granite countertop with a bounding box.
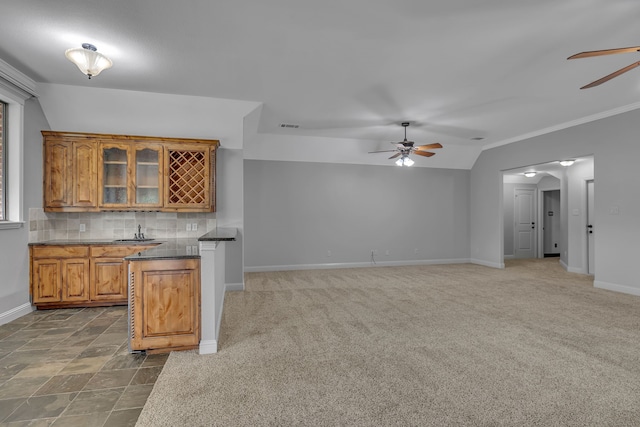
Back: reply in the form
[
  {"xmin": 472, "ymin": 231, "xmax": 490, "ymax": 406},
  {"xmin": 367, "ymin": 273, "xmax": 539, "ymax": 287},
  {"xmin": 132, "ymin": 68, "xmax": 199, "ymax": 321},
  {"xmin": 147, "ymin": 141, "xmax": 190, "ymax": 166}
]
[
  {"xmin": 197, "ymin": 227, "xmax": 237, "ymax": 242},
  {"xmin": 28, "ymin": 239, "xmax": 162, "ymax": 246},
  {"xmin": 30, "ymin": 227, "xmax": 237, "ymax": 261}
]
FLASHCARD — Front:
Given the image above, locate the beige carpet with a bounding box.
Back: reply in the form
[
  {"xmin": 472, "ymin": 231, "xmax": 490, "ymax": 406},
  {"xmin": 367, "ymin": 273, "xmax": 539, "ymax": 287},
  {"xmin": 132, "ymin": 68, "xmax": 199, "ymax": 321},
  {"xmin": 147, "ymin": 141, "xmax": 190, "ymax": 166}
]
[{"xmin": 137, "ymin": 259, "xmax": 640, "ymax": 426}]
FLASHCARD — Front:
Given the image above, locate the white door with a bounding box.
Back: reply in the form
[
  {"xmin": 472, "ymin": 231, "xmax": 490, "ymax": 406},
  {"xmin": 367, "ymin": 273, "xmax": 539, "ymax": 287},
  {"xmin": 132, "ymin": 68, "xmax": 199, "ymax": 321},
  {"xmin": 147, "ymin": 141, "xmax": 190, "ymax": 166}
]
[
  {"xmin": 514, "ymin": 188, "xmax": 536, "ymax": 258},
  {"xmin": 587, "ymin": 180, "xmax": 595, "ymax": 274}
]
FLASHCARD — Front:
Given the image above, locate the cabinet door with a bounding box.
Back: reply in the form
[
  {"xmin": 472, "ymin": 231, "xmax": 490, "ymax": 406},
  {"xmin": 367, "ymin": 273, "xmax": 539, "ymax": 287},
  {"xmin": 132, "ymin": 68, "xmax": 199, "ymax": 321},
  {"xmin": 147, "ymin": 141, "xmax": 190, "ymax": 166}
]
[
  {"xmin": 130, "ymin": 259, "xmax": 200, "ymax": 351},
  {"xmin": 73, "ymin": 142, "xmax": 98, "ymax": 208},
  {"xmin": 62, "ymin": 259, "xmax": 90, "ymax": 302},
  {"xmin": 91, "ymin": 257, "xmax": 128, "ymax": 302},
  {"xmin": 164, "ymin": 145, "xmax": 211, "ymax": 211},
  {"xmin": 44, "ymin": 140, "xmax": 73, "ymax": 208},
  {"xmin": 32, "ymin": 259, "xmax": 62, "ymax": 303},
  {"xmin": 133, "ymin": 145, "xmax": 163, "ymax": 208},
  {"xmin": 99, "ymin": 143, "xmax": 131, "ymax": 208}
]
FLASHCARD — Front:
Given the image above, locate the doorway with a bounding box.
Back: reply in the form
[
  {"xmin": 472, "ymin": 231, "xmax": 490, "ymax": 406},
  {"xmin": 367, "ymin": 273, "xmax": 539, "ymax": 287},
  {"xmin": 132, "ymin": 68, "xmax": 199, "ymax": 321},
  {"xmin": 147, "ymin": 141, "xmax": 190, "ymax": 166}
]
[{"xmin": 541, "ymin": 189, "xmax": 560, "ymax": 257}]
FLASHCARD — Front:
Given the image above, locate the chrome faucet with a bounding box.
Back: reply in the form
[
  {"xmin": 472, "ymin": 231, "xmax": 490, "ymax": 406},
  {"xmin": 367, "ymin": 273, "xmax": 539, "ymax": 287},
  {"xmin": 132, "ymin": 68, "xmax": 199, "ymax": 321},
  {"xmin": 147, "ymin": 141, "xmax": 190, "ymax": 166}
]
[{"xmin": 134, "ymin": 224, "xmax": 145, "ymax": 240}]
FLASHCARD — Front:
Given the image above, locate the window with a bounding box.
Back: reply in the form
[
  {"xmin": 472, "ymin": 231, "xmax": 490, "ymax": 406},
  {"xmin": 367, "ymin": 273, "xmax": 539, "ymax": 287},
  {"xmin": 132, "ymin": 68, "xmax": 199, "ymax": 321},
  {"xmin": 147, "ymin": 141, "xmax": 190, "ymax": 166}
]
[
  {"xmin": 0, "ymin": 100, "xmax": 5, "ymax": 221},
  {"xmin": 0, "ymin": 57, "xmax": 35, "ymax": 229}
]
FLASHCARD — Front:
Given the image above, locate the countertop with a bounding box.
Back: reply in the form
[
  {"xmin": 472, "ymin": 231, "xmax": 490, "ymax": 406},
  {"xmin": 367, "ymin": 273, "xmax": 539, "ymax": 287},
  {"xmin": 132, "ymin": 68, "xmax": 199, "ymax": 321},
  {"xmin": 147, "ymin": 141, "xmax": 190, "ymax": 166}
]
[{"xmin": 29, "ymin": 227, "xmax": 237, "ymax": 261}]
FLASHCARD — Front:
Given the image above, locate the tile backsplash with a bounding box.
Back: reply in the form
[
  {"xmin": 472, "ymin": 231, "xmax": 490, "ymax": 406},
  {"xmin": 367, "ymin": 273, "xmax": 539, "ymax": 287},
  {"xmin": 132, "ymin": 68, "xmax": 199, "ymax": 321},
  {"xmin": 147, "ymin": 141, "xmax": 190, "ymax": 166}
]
[{"xmin": 29, "ymin": 208, "xmax": 216, "ymax": 242}]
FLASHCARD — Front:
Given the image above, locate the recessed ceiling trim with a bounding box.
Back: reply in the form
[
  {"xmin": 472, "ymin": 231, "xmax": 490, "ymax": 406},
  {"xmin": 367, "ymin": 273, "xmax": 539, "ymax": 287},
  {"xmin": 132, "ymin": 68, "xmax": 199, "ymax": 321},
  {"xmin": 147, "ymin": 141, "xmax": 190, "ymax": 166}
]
[{"xmin": 482, "ymin": 100, "xmax": 640, "ymax": 151}]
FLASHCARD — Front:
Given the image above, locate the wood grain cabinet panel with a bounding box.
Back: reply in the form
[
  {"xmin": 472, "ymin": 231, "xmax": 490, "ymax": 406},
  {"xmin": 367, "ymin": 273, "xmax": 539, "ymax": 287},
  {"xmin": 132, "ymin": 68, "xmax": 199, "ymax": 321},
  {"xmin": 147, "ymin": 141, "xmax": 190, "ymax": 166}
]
[
  {"xmin": 91, "ymin": 258, "xmax": 128, "ymax": 302},
  {"xmin": 62, "ymin": 259, "xmax": 90, "ymax": 302},
  {"xmin": 43, "ymin": 133, "xmax": 98, "ymax": 211},
  {"xmin": 130, "ymin": 259, "xmax": 200, "ymax": 352},
  {"xmin": 32, "ymin": 259, "xmax": 62, "ymax": 303}
]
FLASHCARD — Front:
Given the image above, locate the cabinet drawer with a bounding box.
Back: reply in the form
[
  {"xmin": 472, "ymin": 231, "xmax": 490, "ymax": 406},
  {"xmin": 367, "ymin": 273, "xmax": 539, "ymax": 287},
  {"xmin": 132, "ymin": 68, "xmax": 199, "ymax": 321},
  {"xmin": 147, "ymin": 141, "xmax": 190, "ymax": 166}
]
[
  {"xmin": 90, "ymin": 244, "xmax": 158, "ymax": 258},
  {"xmin": 32, "ymin": 245, "xmax": 89, "ymax": 259}
]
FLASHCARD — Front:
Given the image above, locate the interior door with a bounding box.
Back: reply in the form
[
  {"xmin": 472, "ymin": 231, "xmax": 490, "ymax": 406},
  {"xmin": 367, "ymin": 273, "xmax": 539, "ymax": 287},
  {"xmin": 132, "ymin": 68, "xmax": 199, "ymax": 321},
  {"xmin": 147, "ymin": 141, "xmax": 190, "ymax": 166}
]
[
  {"xmin": 587, "ymin": 180, "xmax": 595, "ymax": 274},
  {"xmin": 514, "ymin": 188, "xmax": 536, "ymax": 258}
]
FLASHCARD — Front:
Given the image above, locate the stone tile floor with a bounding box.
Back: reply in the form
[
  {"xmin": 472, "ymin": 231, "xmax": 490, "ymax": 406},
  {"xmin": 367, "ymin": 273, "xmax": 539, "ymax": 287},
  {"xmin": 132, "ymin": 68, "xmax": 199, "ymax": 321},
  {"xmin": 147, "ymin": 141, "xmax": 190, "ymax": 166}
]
[{"xmin": 0, "ymin": 306, "xmax": 167, "ymax": 426}]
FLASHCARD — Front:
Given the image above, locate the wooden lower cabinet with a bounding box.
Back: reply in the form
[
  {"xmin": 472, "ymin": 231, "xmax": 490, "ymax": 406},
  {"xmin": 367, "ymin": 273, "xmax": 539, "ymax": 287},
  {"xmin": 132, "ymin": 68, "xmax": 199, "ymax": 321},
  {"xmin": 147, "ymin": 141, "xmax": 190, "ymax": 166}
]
[
  {"xmin": 30, "ymin": 244, "xmax": 156, "ymax": 309},
  {"xmin": 91, "ymin": 258, "xmax": 128, "ymax": 302},
  {"xmin": 129, "ymin": 259, "xmax": 200, "ymax": 353}
]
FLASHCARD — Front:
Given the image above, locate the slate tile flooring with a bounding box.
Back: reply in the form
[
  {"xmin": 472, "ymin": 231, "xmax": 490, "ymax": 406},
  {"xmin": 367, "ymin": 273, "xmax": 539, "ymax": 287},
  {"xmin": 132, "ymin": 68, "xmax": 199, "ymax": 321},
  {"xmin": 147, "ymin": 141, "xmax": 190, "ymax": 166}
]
[{"xmin": 0, "ymin": 307, "xmax": 167, "ymax": 426}]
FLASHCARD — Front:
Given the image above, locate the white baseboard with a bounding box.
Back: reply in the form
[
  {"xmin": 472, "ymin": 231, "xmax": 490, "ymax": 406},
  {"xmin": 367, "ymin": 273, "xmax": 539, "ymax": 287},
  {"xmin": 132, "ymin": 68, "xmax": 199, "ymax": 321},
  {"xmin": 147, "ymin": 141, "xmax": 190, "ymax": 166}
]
[
  {"xmin": 470, "ymin": 258, "xmax": 505, "ymax": 269},
  {"xmin": 559, "ymin": 259, "xmax": 569, "ymax": 271},
  {"xmin": 567, "ymin": 265, "xmax": 587, "ymax": 274},
  {"xmin": 244, "ymin": 258, "xmax": 471, "ymax": 273},
  {"xmin": 594, "ymin": 280, "xmax": 640, "ymax": 297},
  {"xmin": 199, "ymin": 339, "xmax": 218, "ymax": 355},
  {"xmin": 0, "ymin": 303, "xmax": 33, "ymax": 326},
  {"xmin": 225, "ymin": 282, "xmax": 244, "ymax": 292}
]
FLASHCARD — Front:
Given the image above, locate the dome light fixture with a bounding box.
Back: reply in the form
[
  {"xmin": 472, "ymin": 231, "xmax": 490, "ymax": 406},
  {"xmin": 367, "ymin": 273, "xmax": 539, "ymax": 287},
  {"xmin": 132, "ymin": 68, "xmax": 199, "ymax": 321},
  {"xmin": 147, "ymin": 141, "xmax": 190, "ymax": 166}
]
[
  {"xmin": 559, "ymin": 159, "xmax": 575, "ymax": 167},
  {"xmin": 65, "ymin": 43, "xmax": 113, "ymax": 79},
  {"xmin": 524, "ymin": 171, "xmax": 537, "ymax": 178}
]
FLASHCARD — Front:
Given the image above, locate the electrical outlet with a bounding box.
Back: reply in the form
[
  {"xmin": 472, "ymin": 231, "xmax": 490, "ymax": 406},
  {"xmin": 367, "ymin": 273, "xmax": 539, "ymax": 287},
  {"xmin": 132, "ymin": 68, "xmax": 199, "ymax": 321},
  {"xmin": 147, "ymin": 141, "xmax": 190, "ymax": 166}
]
[
  {"xmin": 192, "ymin": 223, "xmax": 198, "ymax": 231},
  {"xmin": 414, "ymin": 248, "xmax": 420, "ymax": 254},
  {"xmin": 327, "ymin": 250, "xmax": 332, "ymax": 257},
  {"xmin": 186, "ymin": 223, "xmax": 192, "ymax": 231},
  {"xmin": 186, "ymin": 246, "xmax": 192, "ymax": 255},
  {"xmin": 191, "ymin": 245, "xmax": 199, "ymax": 254},
  {"xmin": 79, "ymin": 224, "xmax": 86, "ymax": 232},
  {"xmin": 385, "ymin": 249, "xmax": 390, "ymax": 256}
]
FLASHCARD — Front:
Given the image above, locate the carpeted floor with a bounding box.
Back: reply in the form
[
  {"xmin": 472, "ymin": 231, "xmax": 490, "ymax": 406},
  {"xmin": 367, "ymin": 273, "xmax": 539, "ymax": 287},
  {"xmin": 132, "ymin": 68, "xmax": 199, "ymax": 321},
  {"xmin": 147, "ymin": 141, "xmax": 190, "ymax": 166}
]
[{"xmin": 136, "ymin": 259, "xmax": 640, "ymax": 426}]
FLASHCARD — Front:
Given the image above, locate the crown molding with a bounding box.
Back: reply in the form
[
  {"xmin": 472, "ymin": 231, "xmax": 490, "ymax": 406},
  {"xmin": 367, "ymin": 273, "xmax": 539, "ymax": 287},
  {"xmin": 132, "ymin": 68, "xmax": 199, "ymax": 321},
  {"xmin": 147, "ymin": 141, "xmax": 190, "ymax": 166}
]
[
  {"xmin": 0, "ymin": 57, "xmax": 37, "ymax": 99},
  {"xmin": 482, "ymin": 100, "xmax": 640, "ymax": 151}
]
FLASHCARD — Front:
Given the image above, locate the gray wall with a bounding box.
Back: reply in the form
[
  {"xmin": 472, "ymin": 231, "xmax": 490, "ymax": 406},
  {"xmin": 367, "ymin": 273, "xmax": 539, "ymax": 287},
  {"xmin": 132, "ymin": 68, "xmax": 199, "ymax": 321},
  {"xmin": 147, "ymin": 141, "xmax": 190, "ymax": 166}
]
[
  {"xmin": 244, "ymin": 160, "xmax": 470, "ymax": 269},
  {"xmin": 470, "ymin": 109, "xmax": 639, "ymax": 294},
  {"xmin": 0, "ymin": 97, "xmax": 49, "ymax": 314}
]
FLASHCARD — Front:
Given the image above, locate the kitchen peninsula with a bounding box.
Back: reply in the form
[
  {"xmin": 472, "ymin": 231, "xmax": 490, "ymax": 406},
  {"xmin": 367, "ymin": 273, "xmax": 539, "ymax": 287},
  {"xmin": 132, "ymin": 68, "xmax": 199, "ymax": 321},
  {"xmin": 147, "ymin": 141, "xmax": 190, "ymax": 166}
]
[{"xmin": 29, "ymin": 227, "xmax": 237, "ymax": 354}]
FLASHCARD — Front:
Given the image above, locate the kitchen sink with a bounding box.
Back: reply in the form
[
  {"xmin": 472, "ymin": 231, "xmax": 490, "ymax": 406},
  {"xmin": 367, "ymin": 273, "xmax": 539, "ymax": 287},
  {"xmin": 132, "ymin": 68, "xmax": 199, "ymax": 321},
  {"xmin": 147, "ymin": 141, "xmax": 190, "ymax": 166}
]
[{"xmin": 114, "ymin": 238, "xmax": 156, "ymax": 243}]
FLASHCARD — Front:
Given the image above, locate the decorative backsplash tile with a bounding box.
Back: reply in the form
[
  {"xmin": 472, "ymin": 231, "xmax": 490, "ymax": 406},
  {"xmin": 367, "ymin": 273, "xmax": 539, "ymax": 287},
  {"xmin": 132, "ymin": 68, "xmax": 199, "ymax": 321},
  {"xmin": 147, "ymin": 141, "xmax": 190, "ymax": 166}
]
[{"xmin": 29, "ymin": 208, "xmax": 216, "ymax": 242}]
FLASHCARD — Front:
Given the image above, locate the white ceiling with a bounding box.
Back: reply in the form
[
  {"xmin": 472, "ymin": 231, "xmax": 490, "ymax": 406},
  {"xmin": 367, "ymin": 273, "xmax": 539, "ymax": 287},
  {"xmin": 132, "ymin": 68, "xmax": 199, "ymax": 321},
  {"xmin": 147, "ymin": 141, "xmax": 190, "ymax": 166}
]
[{"xmin": 1, "ymin": 0, "xmax": 640, "ymax": 168}]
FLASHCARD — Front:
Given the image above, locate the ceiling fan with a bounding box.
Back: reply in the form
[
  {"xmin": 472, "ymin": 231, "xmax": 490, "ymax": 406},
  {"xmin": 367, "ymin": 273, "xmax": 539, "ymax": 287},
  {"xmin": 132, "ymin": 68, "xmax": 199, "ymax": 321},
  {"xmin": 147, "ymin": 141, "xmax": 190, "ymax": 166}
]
[
  {"xmin": 568, "ymin": 45, "xmax": 640, "ymax": 89},
  {"xmin": 369, "ymin": 122, "xmax": 442, "ymax": 166}
]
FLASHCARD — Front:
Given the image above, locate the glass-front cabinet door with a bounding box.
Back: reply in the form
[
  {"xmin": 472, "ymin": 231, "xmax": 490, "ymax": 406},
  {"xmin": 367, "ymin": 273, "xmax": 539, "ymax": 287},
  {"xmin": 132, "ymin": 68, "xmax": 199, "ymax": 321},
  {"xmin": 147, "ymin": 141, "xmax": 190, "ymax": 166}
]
[
  {"xmin": 99, "ymin": 144, "xmax": 130, "ymax": 207},
  {"xmin": 134, "ymin": 146, "xmax": 163, "ymax": 208}
]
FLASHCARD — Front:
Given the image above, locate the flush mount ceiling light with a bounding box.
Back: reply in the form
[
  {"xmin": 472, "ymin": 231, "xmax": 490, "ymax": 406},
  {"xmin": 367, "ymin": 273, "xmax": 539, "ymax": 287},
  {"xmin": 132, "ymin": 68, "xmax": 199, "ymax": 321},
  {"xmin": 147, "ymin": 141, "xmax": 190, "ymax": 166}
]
[
  {"xmin": 559, "ymin": 159, "xmax": 575, "ymax": 167},
  {"xmin": 65, "ymin": 43, "xmax": 113, "ymax": 79},
  {"xmin": 395, "ymin": 155, "xmax": 414, "ymax": 167},
  {"xmin": 524, "ymin": 171, "xmax": 537, "ymax": 178}
]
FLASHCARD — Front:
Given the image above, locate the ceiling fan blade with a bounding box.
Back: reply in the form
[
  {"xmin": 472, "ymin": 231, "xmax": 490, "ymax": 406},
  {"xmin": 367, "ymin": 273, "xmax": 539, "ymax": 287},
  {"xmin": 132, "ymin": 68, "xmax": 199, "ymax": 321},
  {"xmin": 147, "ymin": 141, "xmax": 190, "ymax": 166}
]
[
  {"xmin": 568, "ymin": 46, "xmax": 640, "ymax": 60},
  {"xmin": 368, "ymin": 149, "xmax": 398, "ymax": 154},
  {"xmin": 413, "ymin": 151, "xmax": 435, "ymax": 158},
  {"xmin": 580, "ymin": 61, "xmax": 640, "ymax": 89},
  {"xmin": 415, "ymin": 143, "xmax": 443, "ymax": 151},
  {"xmin": 388, "ymin": 153, "xmax": 401, "ymax": 159}
]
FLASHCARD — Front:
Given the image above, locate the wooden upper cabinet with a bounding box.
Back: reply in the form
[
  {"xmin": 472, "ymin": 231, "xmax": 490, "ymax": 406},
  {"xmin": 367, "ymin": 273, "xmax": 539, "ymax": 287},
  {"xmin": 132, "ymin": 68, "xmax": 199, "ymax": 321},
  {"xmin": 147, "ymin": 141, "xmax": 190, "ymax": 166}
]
[
  {"xmin": 43, "ymin": 132, "xmax": 218, "ymax": 212},
  {"xmin": 43, "ymin": 134, "xmax": 98, "ymax": 211}
]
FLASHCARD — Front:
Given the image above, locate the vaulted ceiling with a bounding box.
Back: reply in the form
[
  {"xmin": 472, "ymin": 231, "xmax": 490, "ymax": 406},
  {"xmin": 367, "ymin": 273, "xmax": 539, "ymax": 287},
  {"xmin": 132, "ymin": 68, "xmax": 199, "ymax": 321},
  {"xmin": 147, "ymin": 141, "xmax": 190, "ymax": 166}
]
[{"xmin": 1, "ymin": 0, "xmax": 639, "ymax": 168}]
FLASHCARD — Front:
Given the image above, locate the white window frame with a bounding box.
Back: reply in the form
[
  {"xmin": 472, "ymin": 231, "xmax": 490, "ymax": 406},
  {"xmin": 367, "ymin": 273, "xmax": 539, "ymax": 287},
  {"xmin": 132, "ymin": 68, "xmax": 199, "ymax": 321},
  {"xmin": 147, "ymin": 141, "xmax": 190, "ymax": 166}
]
[{"xmin": 0, "ymin": 58, "xmax": 36, "ymax": 230}]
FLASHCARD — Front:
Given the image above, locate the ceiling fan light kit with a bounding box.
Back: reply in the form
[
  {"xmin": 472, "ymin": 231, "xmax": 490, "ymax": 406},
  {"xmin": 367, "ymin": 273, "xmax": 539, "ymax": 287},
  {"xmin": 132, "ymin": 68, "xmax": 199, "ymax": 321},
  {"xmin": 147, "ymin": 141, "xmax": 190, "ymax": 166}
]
[
  {"xmin": 65, "ymin": 43, "xmax": 113, "ymax": 79},
  {"xmin": 368, "ymin": 122, "xmax": 442, "ymax": 166},
  {"xmin": 524, "ymin": 172, "xmax": 537, "ymax": 178},
  {"xmin": 559, "ymin": 159, "xmax": 575, "ymax": 167},
  {"xmin": 568, "ymin": 45, "xmax": 640, "ymax": 89}
]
